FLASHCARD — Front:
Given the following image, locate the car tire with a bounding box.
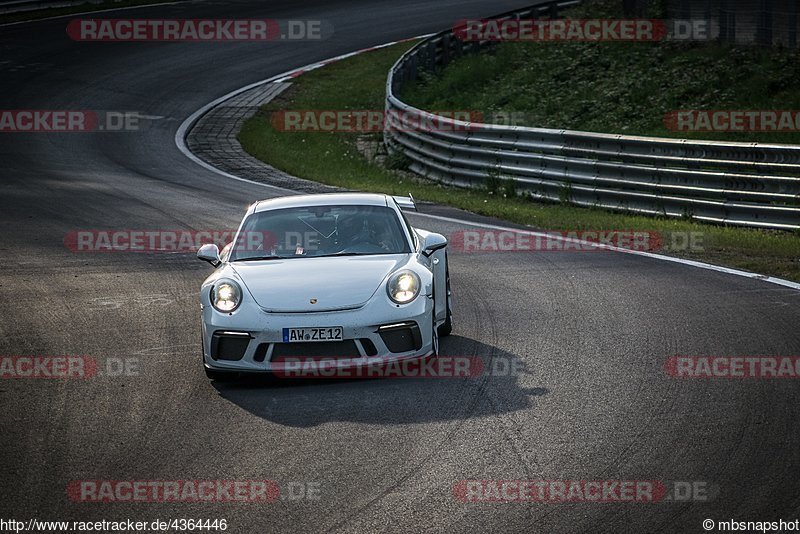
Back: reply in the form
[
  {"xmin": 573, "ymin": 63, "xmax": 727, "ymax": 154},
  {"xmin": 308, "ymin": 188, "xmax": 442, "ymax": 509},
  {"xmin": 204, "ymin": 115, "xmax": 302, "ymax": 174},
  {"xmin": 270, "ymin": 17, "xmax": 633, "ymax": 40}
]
[
  {"xmin": 437, "ymin": 258, "xmax": 453, "ymax": 337},
  {"xmin": 431, "ymin": 302, "xmax": 440, "ymax": 358}
]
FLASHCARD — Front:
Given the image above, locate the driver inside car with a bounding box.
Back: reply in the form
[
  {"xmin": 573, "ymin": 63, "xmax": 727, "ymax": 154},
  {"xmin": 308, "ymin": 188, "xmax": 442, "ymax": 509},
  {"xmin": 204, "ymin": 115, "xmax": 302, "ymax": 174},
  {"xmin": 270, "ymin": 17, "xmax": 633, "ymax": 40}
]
[{"xmin": 336, "ymin": 213, "xmax": 369, "ymax": 250}]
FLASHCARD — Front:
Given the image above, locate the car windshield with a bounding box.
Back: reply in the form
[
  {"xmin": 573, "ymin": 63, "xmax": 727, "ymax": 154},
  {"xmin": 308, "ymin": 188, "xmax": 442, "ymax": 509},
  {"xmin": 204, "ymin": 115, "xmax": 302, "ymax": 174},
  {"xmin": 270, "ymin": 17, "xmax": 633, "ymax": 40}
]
[{"xmin": 229, "ymin": 204, "xmax": 412, "ymax": 261}]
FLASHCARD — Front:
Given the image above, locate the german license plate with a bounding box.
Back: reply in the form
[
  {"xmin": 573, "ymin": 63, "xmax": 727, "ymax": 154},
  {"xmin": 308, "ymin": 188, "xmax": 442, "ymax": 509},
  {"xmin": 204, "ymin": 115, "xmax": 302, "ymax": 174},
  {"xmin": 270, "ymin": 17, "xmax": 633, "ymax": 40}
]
[{"xmin": 283, "ymin": 327, "xmax": 344, "ymax": 343}]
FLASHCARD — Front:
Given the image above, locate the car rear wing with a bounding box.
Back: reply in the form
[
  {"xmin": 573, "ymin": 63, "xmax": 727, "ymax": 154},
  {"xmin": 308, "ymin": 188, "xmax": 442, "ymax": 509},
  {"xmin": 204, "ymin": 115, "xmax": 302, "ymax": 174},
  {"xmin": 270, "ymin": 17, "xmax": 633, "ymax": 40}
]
[{"xmin": 392, "ymin": 194, "xmax": 417, "ymax": 212}]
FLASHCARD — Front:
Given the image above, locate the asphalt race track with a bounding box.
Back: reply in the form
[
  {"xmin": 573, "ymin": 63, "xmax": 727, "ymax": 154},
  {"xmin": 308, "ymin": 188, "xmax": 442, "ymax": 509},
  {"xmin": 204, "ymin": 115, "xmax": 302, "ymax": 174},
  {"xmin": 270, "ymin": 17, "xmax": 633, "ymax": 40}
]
[{"xmin": 1, "ymin": 1, "xmax": 799, "ymax": 532}]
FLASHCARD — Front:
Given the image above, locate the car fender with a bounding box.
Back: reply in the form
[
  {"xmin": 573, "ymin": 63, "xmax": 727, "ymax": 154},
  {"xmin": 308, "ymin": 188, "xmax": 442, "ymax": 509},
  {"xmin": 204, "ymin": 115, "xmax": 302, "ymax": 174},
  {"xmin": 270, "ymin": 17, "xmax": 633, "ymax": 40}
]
[{"xmin": 415, "ymin": 228, "xmax": 448, "ymax": 322}]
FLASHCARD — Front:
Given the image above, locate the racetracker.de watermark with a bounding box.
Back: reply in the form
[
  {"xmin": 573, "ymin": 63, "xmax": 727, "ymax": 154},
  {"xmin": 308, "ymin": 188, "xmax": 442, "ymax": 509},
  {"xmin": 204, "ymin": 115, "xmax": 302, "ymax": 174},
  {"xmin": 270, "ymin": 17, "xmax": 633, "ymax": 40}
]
[
  {"xmin": 67, "ymin": 480, "xmax": 321, "ymax": 502},
  {"xmin": 453, "ymin": 480, "xmax": 715, "ymax": 503},
  {"xmin": 270, "ymin": 110, "xmax": 483, "ymax": 132},
  {"xmin": 448, "ymin": 230, "xmax": 705, "ymax": 253},
  {"xmin": 0, "ymin": 356, "xmax": 138, "ymax": 379},
  {"xmin": 67, "ymin": 19, "xmax": 333, "ymax": 41},
  {"xmin": 272, "ymin": 356, "xmax": 522, "ymax": 379},
  {"xmin": 64, "ymin": 230, "xmax": 278, "ymax": 253},
  {"xmin": 665, "ymin": 356, "xmax": 800, "ymax": 379},
  {"xmin": 0, "ymin": 110, "xmax": 143, "ymax": 132},
  {"xmin": 453, "ymin": 19, "xmax": 710, "ymax": 42},
  {"xmin": 665, "ymin": 110, "xmax": 800, "ymax": 133}
]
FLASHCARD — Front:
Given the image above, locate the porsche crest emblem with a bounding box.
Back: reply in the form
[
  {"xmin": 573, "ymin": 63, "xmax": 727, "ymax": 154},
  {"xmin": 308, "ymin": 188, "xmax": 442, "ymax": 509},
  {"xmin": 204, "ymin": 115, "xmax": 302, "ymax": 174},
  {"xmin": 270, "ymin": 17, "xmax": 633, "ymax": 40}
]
[{"xmin": 310, "ymin": 298, "xmax": 317, "ymax": 304}]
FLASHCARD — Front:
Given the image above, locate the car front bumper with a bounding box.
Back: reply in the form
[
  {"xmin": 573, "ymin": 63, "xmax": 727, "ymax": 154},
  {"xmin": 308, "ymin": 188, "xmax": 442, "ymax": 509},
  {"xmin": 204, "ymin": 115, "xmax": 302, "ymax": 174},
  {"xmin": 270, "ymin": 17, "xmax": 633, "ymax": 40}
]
[{"xmin": 201, "ymin": 292, "xmax": 435, "ymax": 374}]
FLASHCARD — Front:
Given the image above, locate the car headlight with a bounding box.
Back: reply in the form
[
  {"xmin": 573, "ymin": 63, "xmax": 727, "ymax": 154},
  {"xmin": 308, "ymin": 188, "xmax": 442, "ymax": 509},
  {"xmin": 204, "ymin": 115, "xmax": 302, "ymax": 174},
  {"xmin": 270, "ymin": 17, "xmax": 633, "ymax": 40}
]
[
  {"xmin": 211, "ymin": 280, "xmax": 242, "ymax": 312},
  {"xmin": 387, "ymin": 270, "xmax": 420, "ymax": 304}
]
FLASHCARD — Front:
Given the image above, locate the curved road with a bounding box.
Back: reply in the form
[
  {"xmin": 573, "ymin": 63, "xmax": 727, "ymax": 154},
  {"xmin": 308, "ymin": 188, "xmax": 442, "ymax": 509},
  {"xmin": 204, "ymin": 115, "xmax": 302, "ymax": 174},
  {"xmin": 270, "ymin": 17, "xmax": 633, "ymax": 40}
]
[{"xmin": 1, "ymin": 1, "xmax": 799, "ymax": 532}]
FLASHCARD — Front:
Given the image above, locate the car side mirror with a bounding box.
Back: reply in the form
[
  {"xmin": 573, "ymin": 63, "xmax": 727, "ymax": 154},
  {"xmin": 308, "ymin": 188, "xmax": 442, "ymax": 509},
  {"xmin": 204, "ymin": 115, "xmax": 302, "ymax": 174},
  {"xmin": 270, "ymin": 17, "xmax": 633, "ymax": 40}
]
[
  {"xmin": 197, "ymin": 243, "xmax": 221, "ymax": 267},
  {"xmin": 422, "ymin": 233, "xmax": 447, "ymax": 257}
]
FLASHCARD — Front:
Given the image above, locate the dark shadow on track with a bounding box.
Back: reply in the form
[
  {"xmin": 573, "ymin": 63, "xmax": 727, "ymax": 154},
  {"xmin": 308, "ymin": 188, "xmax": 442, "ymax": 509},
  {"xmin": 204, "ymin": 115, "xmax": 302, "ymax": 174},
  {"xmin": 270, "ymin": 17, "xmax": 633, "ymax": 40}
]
[{"xmin": 210, "ymin": 335, "xmax": 547, "ymax": 427}]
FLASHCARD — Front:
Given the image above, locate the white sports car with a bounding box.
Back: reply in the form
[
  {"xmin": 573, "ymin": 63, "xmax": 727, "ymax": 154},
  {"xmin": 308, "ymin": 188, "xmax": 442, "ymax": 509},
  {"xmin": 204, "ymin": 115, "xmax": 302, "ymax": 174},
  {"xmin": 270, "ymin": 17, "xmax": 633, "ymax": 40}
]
[{"xmin": 197, "ymin": 193, "xmax": 452, "ymax": 380}]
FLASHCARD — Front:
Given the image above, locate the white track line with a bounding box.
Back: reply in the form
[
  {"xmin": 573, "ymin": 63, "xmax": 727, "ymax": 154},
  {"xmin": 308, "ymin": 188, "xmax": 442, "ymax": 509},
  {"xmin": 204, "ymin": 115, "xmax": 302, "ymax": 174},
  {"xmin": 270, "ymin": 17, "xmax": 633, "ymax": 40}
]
[
  {"xmin": 174, "ymin": 36, "xmax": 800, "ymax": 292},
  {"xmin": 174, "ymin": 35, "xmax": 430, "ymax": 194}
]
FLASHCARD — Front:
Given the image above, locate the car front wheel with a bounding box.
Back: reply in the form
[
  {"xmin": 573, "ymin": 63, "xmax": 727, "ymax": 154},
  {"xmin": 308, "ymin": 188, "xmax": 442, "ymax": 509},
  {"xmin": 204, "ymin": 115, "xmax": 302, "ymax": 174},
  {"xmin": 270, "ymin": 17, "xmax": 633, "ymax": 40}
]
[
  {"xmin": 437, "ymin": 259, "xmax": 453, "ymax": 337},
  {"xmin": 431, "ymin": 302, "xmax": 440, "ymax": 357}
]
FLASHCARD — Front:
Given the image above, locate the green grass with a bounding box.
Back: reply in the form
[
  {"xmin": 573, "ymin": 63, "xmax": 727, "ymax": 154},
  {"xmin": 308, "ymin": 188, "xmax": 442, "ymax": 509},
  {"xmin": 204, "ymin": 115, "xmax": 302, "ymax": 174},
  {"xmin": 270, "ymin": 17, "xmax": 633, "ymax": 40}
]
[
  {"xmin": 403, "ymin": 1, "xmax": 800, "ymax": 145},
  {"xmin": 238, "ymin": 41, "xmax": 800, "ymax": 282},
  {"xmin": 0, "ymin": 0, "xmax": 184, "ymax": 24}
]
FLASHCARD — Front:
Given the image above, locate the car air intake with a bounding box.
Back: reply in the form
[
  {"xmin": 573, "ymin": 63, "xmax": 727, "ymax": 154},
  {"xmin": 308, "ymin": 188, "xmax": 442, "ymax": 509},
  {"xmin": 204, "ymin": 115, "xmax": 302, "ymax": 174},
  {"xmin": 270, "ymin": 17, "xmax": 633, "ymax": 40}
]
[
  {"xmin": 270, "ymin": 340, "xmax": 361, "ymax": 360},
  {"xmin": 253, "ymin": 343, "xmax": 269, "ymax": 363},
  {"xmin": 378, "ymin": 322, "xmax": 422, "ymax": 353},
  {"xmin": 211, "ymin": 331, "xmax": 251, "ymax": 361},
  {"xmin": 360, "ymin": 338, "xmax": 378, "ymax": 357}
]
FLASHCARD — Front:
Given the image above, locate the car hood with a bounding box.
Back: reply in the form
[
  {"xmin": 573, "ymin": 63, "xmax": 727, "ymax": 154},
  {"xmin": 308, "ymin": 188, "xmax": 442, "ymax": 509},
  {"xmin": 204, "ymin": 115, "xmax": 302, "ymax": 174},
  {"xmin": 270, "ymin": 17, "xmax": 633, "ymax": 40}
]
[{"xmin": 231, "ymin": 254, "xmax": 409, "ymax": 312}]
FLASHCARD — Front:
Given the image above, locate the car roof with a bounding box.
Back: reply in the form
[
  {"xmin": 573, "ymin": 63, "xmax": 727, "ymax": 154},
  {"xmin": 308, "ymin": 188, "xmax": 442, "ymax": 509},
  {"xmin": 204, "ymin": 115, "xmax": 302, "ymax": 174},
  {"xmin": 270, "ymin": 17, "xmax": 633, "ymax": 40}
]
[{"xmin": 252, "ymin": 193, "xmax": 391, "ymax": 213}]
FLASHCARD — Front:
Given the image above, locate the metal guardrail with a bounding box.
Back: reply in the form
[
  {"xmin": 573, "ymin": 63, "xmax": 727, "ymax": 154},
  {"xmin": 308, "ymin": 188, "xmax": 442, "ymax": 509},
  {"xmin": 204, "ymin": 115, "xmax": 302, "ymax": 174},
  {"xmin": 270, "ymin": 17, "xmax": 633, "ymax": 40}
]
[{"xmin": 384, "ymin": 0, "xmax": 800, "ymax": 230}]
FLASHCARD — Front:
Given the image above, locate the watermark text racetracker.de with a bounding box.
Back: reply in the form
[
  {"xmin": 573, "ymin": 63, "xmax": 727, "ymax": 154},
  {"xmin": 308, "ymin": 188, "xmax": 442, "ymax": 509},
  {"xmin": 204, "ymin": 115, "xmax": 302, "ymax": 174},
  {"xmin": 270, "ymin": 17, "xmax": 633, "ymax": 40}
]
[
  {"xmin": 64, "ymin": 230, "xmax": 279, "ymax": 253},
  {"xmin": 67, "ymin": 480, "xmax": 321, "ymax": 503},
  {"xmin": 0, "ymin": 356, "xmax": 138, "ymax": 379},
  {"xmin": 665, "ymin": 110, "xmax": 800, "ymax": 133},
  {"xmin": 67, "ymin": 19, "xmax": 333, "ymax": 41},
  {"xmin": 0, "ymin": 110, "xmax": 144, "ymax": 132},
  {"xmin": 448, "ymin": 230, "xmax": 705, "ymax": 253},
  {"xmin": 270, "ymin": 110, "xmax": 483, "ymax": 132},
  {"xmin": 272, "ymin": 355, "xmax": 523, "ymax": 379},
  {"xmin": 665, "ymin": 356, "xmax": 800, "ymax": 379},
  {"xmin": 453, "ymin": 18, "xmax": 710, "ymax": 42},
  {"xmin": 453, "ymin": 480, "xmax": 716, "ymax": 503},
  {"xmin": 1, "ymin": 518, "xmax": 228, "ymax": 533}
]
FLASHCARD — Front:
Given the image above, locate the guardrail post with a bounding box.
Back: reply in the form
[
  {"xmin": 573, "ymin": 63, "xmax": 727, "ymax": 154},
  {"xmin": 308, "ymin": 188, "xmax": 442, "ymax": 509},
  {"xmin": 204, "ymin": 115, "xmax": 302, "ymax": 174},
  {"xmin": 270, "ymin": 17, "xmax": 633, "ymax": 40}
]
[
  {"xmin": 757, "ymin": 0, "xmax": 773, "ymax": 46},
  {"xmin": 440, "ymin": 33, "xmax": 450, "ymax": 67},
  {"xmin": 678, "ymin": 0, "xmax": 691, "ymax": 20},
  {"xmin": 719, "ymin": 0, "xmax": 736, "ymax": 44},
  {"xmin": 622, "ymin": 0, "xmax": 635, "ymax": 16}
]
